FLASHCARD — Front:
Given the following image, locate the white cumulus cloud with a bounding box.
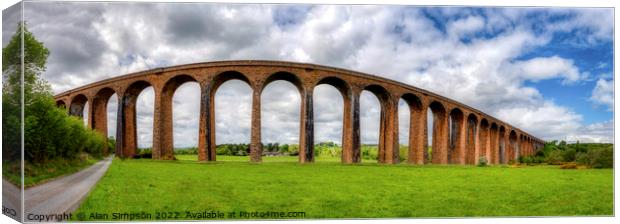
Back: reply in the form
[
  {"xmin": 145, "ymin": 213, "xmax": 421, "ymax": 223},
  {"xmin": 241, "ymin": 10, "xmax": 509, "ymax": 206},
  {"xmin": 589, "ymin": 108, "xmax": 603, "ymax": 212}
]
[{"xmin": 590, "ymin": 78, "xmax": 613, "ymax": 111}]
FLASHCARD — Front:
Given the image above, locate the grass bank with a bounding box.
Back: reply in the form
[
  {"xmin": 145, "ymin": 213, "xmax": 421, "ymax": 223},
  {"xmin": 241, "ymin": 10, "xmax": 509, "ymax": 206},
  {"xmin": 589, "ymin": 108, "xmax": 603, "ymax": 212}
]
[
  {"xmin": 2, "ymin": 154, "xmax": 101, "ymax": 187},
  {"xmin": 74, "ymin": 155, "xmax": 612, "ymax": 220}
]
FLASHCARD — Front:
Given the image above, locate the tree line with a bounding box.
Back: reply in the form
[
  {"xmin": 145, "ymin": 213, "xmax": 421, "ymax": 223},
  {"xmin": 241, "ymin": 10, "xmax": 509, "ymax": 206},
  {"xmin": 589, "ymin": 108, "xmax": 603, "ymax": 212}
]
[{"xmin": 518, "ymin": 141, "xmax": 613, "ymax": 168}]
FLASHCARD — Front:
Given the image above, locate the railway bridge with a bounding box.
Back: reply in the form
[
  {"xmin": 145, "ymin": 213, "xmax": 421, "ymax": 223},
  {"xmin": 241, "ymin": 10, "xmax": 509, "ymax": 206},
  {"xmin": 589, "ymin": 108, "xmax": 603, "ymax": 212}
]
[{"xmin": 54, "ymin": 60, "xmax": 544, "ymax": 164}]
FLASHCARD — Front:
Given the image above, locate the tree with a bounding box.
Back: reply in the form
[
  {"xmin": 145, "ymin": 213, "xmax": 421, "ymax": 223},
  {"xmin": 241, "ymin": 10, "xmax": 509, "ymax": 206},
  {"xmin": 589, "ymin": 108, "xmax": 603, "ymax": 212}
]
[
  {"xmin": 3, "ymin": 21, "xmax": 105, "ymax": 164},
  {"xmin": 279, "ymin": 144, "xmax": 289, "ymax": 153},
  {"xmin": 3, "ymin": 22, "xmax": 52, "ymax": 100},
  {"xmin": 3, "ymin": 22, "xmax": 50, "ymax": 161}
]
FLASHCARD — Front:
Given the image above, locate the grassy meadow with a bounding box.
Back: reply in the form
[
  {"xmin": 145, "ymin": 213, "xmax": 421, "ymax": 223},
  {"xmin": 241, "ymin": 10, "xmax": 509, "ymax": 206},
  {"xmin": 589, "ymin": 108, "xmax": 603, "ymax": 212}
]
[{"xmin": 73, "ymin": 155, "xmax": 613, "ymax": 220}]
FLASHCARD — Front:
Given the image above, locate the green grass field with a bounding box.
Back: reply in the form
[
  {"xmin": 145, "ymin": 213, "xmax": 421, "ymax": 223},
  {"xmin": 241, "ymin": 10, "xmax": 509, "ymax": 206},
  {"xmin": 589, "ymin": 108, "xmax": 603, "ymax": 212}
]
[{"xmin": 74, "ymin": 155, "xmax": 613, "ymax": 220}]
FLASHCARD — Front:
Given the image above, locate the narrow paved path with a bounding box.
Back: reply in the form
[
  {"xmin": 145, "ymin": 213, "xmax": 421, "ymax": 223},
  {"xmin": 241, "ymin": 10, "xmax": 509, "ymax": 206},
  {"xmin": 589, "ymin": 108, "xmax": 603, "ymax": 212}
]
[{"xmin": 2, "ymin": 156, "xmax": 113, "ymax": 222}]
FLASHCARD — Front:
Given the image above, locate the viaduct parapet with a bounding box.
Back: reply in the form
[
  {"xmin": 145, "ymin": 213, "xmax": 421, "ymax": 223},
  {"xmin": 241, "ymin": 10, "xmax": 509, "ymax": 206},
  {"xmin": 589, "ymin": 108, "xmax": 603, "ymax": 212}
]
[{"xmin": 54, "ymin": 60, "xmax": 545, "ymax": 164}]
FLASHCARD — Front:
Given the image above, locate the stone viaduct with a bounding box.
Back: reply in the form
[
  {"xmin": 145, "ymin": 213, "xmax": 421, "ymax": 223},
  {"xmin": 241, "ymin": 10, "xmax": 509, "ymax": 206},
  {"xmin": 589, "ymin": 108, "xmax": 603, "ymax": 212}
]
[{"xmin": 54, "ymin": 60, "xmax": 545, "ymax": 165}]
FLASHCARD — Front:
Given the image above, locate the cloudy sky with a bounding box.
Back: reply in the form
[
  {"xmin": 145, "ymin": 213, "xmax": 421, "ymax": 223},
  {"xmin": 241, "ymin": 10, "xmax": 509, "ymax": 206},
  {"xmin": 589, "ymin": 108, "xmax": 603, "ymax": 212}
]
[{"xmin": 2, "ymin": 1, "xmax": 614, "ymax": 147}]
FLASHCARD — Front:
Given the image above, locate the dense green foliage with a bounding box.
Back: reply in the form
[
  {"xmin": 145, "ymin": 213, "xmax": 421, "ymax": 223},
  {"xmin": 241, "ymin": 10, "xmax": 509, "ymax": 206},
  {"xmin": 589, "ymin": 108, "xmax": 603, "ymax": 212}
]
[
  {"xmin": 74, "ymin": 156, "xmax": 612, "ymax": 219},
  {"xmin": 2, "ymin": 22, "xmax": 107, "ymax": 185},
  {"xmin": 24, "ymin": 97, "xmax": 107, "ymax": 162},
  {"xmin": 518, "ymin": 141, "xmax": 613, "ymax": 168},
  {"xmin": 216, "ymin": 144, "xmax": 250, "ymax": 156}
]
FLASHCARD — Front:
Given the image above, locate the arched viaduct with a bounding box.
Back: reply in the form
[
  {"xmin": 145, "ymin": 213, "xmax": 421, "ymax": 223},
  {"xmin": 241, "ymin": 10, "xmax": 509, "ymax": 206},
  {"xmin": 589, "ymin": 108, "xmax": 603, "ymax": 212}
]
[{"xmin": 54, "ymin": 60, "xmax": 545, "ymax": 165}]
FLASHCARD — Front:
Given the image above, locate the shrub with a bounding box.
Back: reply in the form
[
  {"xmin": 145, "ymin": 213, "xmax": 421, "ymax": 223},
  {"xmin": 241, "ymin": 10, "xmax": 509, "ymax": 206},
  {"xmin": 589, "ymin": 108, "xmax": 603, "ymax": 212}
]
[
  {"xmin": 288, "ymin": 144, "xmax": 299, "ymax": 156},
  {"xmin": 279, "ymin": 144, "xmax": 289, "ymax": 154},
  {"xmin": 575, "ymin": 152, "xmax": 589, "ymax": 165},
  {"xmin": 544, "ymin": 150, "xmax": 564, "ymax": 165},
  {"xmin": 477, "ymin": 156, "xmax": 488, "ymax": 167},
  {"xmin": 133, "ymin": 148, "xmax": 152, "ymax": 159},
  {"xmin": 533, "ymin": 156, "xmax": 545, "ymax": 164},
  {"xmin": 107, "ymin": 138, "xmax": 116, "ymax": 154},
  {"xmin": 361, "ymin": 146, "xmax": 378, "ymax": 160},
  {"xmin": 588, "ymin": 147, "xmax": 613, "ymax": 168},
  {"xmin": 519, "ymin": 156, "xmax": 533, "ymax": 165},
  {"xmin": 562, "ymin": 148, "xmax": 577, "ymax": 162},
  {"xmin": 216, "ymin": 146, "xmax": 231, "ymax": 155}
]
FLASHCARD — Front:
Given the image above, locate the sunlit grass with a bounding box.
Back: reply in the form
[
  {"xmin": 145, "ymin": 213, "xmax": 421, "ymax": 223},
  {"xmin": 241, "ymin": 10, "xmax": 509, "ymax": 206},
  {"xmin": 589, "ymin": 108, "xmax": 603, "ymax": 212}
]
[{"xmin": 74, "ymin": 157, "xmax": 613, "ymax": 221}]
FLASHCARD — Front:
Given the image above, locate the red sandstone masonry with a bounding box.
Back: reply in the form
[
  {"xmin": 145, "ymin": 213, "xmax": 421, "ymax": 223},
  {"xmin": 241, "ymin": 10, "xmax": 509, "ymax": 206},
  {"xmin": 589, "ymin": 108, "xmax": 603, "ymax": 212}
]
[{"xmin": 54, "ymin": 60, "xmax": 545, "ymax": 164}]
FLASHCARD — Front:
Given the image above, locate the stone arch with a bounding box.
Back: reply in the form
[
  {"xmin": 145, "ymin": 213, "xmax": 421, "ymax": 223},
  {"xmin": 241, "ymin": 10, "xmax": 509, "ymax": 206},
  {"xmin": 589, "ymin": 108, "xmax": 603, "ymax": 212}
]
[
  {"xmin": 363, "ymin": 84, "xmax": 390, "ymax": 104},
  {"xmin": 499, "ymin": 126, "xmax": 506, "ymax": 164},
  {"xmin": 117, "ymin": 80, "xmax": 153, "ymax": 158},
  {"xmin": 401, "ymin": 93, "xmax": 425, "ymax": 164},
  {"xmin": 428, "ymin": 101, "xmax": 448, "ymax": 164},
  {"xmin": 154, "ymin": 74, "xmax": 199, "ymax": 160},
  {"xmin": 479, "ymin": 118, "xmax": 490, "ymax": 163},
  {"xmin": 92, "ymin": 88, "xmax": 117, "ymax": 130},
  {"xmin": 91, "ymin": 87, "xmax": 117, "ymax": 155},
  {"xmin": 258, "ymin": 71, "xmax": 308, "ymax": 162},
  {"xmin": 448, "ymin": 108, "xmax": 465, "ymax": 164},
  {"xmin": 465, "ymin": 113, "xmax": 478, "ymax": 164},
  {"xmin": 124, "ymin": 80, "xmax": 152, "ymax": 98},
  {"xmin": 200, "ymin": 71, "xmax": 253, "ymax": 161},
  {"xmin": 69, "ymin": 94, "xmax": 88, "ymax": 118},
  {"xmin": 316, "ymin": 76, "xmax": 351, "ymax": 99},
  {"xmin": 314, "ymin": 76, "xmax": 352, "ymax": 163},
  {"xmin": 489, "ymin": 123, "xmax": 499, "ymax": 164},
  {"xmin": 262, "ymin": 71, "xmax": 304, "ymax": 94},
  {"xmin": 363, "ymin": 84, "xmax": 398, "ymax": 163},
  {"xmin": 210, "ymin": 71, "xmax": 252, "ymax": 94},
  {"xmin": 163, "ymin": 74, "xmax": 198, "ymax": 91},
  {"xmin": 508, "ymin": 130, "xmax": 518, "ymax": 163}
]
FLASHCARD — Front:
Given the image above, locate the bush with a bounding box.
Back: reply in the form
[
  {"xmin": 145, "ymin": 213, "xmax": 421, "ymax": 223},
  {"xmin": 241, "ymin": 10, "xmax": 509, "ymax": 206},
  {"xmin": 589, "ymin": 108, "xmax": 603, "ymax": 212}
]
[
  {"xmin": 517, "ymin": 155, "xmax": 545, "ymax": 165},
  {"xmin": 562, "ymin": 148, "xmax": 577, "ymax": 162},
  {"xmin": 21, "ymin": 96, "xmax": 107, "ymax": 164},
  {"xmin": 216, "ymin": 146, "xmax": 232, "ymax": 155},
  {"xmin": 544, "ymin": 150, "xmax": 564, "ymax": 165},
  {"xmin": 533, "ymin": 156, "xmax": 545, "ymax": 164},
  {"xmin": 315, "ymin": 144, "xmax": 342, "ymax": 158},
  {"xmin": 588, "ymin": 147, "xmax": 613, "ymax": 168},
  {"xmin": 519, "ymin": 156, "xmax": 533, "ymax": 165},
  {"xmin": 361, "ymin": 146, "xmax": 378, "ymax": 160},
  {"xmin": 134, "ymin": 148, "xmax": 152, "ymax": 159},
  {"xmin": 477, "ymin": 156, "xmax": 488, "ymax": 167},
  {"xmin": 107, "ymin": 138, "xmax": 116, "ymax": 154},
  {"xmin": 575, "ymin": 152, "xmax": 589, "ymax": 165}
]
